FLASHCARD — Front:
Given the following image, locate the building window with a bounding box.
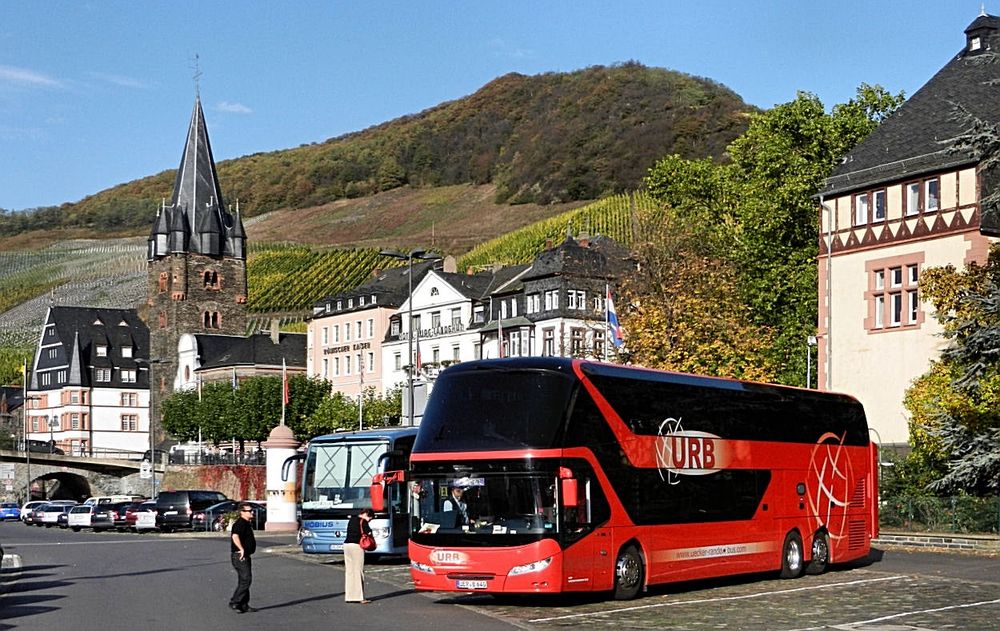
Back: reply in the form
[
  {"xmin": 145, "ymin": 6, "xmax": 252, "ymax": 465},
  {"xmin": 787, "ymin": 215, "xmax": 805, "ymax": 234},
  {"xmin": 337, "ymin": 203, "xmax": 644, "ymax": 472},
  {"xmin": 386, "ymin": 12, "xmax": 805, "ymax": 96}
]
[
  {"xmin": 71, "ymin": 413, "xmax": 80, "ymax": 430},
  {"xmin": 526, "ymin": 293, "xmax": 540, "ymax": 314},
  {"xmin": 41, "ymin": 372, "xmax": 51, "ymax": 386},
  {"xmin": 432, "ymin": 311, "xmax": 442, "ymax": 329},
  {"xmin": 570, "ymin": 328, "xmax": 586, "ymax": 356},
  {"xmin": 367, "ymin": 319, "xmax": 374, "ymax": 338},
  {"xmin": 972, "ymin": 35, "xmax": 982, "ymax": 51},
  {"xmin": 57, "ymin": 370, "xmax": 66, "ymax": 383},
  {"xmin": 544, "ymin": 290, "xmax": 559, "ymax": 311},
  {"xmin": 510, "ymin": 299, "xmax": 518, "ymax": 318},
  {"xmin": 120, "ymin": 392, "xmax": 138, "ymax": 406},
  {"xmin": 594, "ymin": 330, "xmax": 606, "ymax": 358},
  {"xmin": 367, "ymin": 352, "xmax": 374, "ymax": 373},
  {"xmin": 96, "ymin": 345, "xmax": 108, "ymax": 357},
  {"xmin": 356, "ymin": 321, "xmax": 362, "ymax": 339},
  {"xmin": 334, "ymin": 357, "xmax": 340, "ymax": 376},
  {"xmin": 412, "ymin": 314, "xmax": 421, "ymax": 333},
  {"xmin": 854, "ymin": 193, "xmax": 869, "ymax": 225},
  {"xmin": 322, "ymin": 358, "xmax": 329, "ymax": 378},
  {"xmin": 121, "ymin": 414, "xmax": 138, "ymax": 431},
  {"xmin": 473, "ymin": 342, "xmax": 482, "ymax": 360},
  {"xmin": 542, "ymin": 328, "xmax": 555, "ymax": 356},
  {"xmin": 926, "ymin": 178, "xmax": 939, "ymax": 211},
  {"xmin": 394, "ymin": 353, "xmax": 401, "ymax": 371},
  {"xmin": 391, "ymin": 320, "xmax": 400, "ymax": 336},
  {"xmin": 473, "ymin": 306, "xmax": 485, "ymax": 324},
  {"xmin": 568, "ymin": 290, "xmax": 586, "ymax": 310},
  {"xmin": 203, "ymin": 311, "xmax": 221, "ymax": 329},
  {"xmin": 906, "ymin": 182, "xmax": 920, "ymax": 216},
  {"xmin": 874, "ymin": 190, "xmax": 886, "ymax": 221},
  {"xmin": 500, "ymin": 301, "xmax": 508, "ymax": 319},
  {"xmin": 158, "ymin": 272, "xmax": 168, "ymax": 293},
  {"xmin": 203, "ymin": 270, "xmax": 219, "ymax": 289},
  {"xmin": 31, "ymin": 417, "xmax": 39, "ymax": 432},
  {"xmin": 121, "ymin": 369, "xmax": 137, "ymax": 383},
  {"xmin": 867, "ymin": 256, "xmax": 923, "ymax": 332},
  {"xmin": 322, "ymin": 327, "xmax": 329, "ymax": 345},
  {"xmin": 452, "ymin": 345, "xmax": 460, "ymax": 361},
  {"xmin": 122, "ymin": 346, "xmax": 132, "ymax": 358},
  {"xmin": 71, "ymin": 391, "xmax": 80, "ymax": 404},
  {"xmin": 95, "ymin": 368, "xmax": 111, "ymax": 382},
  {"xmin": 47, "ymin": 348, "xmax": 57, "ymax": 359},
  {"xmin": 345, "ymin": 323, "xmax": 351, "ymax": 341},
  {"xmin": 333, "ymin": 325, "xmax": 340, "ymax": 342},
  {"xmin": 345, "ymin": 355, "xmax": 352, "ymax": 375},
  {"xmin": 431, "ymin": 347, "xmax": 440, "ymax": 364},
  {"xmin": 451, "ymin": 308, "xmax": 462, "ymax": 327}
]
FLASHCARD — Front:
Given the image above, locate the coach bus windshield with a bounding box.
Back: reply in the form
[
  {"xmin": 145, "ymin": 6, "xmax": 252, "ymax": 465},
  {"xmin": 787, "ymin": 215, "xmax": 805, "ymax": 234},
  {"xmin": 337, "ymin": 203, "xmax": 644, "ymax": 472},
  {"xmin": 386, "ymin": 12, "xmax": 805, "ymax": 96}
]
[
  {"xmin": 410, "ymin": 471, "xmax": 559, "ymax": 543},
  {"xmin": 302, "ymin": 441, "xmax": 387, "ymax": 515},
  {"xmin": 415, "ymin": 367, "xmax": 575, "ymax": 452}
]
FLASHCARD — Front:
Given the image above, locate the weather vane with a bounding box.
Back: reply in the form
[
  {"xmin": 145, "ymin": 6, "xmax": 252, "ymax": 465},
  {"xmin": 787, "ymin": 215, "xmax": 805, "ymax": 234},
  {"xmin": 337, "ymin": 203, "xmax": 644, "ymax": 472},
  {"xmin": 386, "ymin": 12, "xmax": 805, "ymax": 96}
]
[{"xmin": 191, "ymin": 53, "xmax": 203, "ymax": 96}]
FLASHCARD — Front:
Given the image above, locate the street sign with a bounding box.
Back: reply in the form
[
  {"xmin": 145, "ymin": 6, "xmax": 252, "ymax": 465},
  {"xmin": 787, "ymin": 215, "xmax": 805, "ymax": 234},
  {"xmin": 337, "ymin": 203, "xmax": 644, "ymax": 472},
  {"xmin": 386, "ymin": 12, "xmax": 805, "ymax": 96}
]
[{"xmin": 139, "ymin": 460, "xmax": 152, "ymax": 479}]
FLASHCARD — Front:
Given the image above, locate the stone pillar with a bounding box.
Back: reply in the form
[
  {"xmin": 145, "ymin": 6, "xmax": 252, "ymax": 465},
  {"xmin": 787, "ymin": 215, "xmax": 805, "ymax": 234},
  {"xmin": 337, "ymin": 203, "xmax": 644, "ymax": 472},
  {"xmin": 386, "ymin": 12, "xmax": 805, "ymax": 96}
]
[{"xmin": 262, "ymin": 424, "xmax": 300, "ymax": 532}]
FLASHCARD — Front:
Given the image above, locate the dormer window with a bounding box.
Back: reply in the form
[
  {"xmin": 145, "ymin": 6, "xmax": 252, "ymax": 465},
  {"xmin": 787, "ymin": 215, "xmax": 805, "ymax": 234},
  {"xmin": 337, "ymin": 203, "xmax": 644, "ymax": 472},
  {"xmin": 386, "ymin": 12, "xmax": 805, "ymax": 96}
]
[
  {"xmin": 96, "ymin": 345, "xmax": 108, "ymax": 357},
  {"xmin": 971, "ymin": 35, "xmax": 982, "ymax": 51}
]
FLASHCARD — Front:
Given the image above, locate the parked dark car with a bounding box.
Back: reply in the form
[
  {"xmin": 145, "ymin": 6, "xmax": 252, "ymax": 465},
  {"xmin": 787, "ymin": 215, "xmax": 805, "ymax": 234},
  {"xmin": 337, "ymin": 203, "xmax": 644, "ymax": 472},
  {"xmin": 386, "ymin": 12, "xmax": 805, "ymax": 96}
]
[
  {"xmin": 155, "ymin": 490, "xmax": 228, "ymax": 532},
  {"xmin": 90, "ymin": 505, "xmax": 116, "ymax": 531},
  {"xmin": 192, "ymin": 500, "xmax": 266, "ymax": 531},
  {"xmin": 107, "ymin": 501, "xmax": 142, "ymax": 531},
  {"xmin": 26, "ymin": 439, "xmax": 64, "ymax": 455}
]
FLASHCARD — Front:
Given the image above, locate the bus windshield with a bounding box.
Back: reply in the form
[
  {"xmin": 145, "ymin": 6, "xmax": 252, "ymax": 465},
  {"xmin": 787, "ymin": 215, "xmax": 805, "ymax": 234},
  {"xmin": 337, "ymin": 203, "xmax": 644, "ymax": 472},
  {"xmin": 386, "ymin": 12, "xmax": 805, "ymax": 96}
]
[
  {"xmin": 415, "ymin": 367, "xmax": 575, "ymax": 452},
  {"xmin": 302, "ymin": 441, "xmax": 387, "ymax": 513},
  {"xmin": 410, "ymin": 470, "xmax": 558, "ymax": 542}
]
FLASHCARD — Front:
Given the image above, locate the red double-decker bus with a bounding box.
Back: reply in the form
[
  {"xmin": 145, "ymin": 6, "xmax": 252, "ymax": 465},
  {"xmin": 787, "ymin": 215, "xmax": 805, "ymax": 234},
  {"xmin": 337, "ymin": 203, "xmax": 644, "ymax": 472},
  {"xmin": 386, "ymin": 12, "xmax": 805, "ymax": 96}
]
[{"xmin": 377, "ymin": 358, "xmax": 878, "ymax": 600}]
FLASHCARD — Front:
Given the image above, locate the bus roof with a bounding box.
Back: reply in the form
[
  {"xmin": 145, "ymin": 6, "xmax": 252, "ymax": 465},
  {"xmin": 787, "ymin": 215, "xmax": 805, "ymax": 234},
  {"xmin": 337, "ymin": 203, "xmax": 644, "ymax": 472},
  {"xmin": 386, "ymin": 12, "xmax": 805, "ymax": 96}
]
[
  {"xmin": 308, "ymin": 426, "xmax": 419, "ymax": 444},
  {"xmin": 442, "ymin": 357, "xmax": 862, "ymax": 406}
]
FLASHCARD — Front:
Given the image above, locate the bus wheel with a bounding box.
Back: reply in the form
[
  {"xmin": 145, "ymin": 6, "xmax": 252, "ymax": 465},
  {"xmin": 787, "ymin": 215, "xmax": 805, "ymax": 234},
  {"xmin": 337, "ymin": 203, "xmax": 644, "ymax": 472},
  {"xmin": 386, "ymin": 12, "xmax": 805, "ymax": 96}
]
[
  {"xmin": 780, "ymin": 531, "xmax": 803, "ymax": 579},
  {"xmin": 613, "ymin": 545, "xmax": 644, "ymax": 600},
  {"xmin": 805, "ymin": 531, "xmax": 829, "ymax": 575}
]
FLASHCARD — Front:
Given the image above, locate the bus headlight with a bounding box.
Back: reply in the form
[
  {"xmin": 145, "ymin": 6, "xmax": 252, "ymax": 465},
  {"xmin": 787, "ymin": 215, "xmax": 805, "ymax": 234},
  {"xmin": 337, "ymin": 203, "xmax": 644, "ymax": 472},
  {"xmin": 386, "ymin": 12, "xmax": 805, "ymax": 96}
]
[
  {"xmin": 411, "ymin": 560, "xmax": 435, "ymax": 574},
  {"xmin": 508, "ymin": 557, "xmax": 552, "ymax": 576},
  {"xmin": 299, "ymin": 527, "xmax": 314, "ymax": 540}
]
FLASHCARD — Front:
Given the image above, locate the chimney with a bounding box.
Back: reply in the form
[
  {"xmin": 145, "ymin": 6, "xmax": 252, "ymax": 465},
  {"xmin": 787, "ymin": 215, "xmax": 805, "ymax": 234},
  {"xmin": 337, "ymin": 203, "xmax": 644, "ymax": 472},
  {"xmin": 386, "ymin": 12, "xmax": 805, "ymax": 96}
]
[
  {"xmin": 270, "ymin": 318, "xmax": 280, "ymax": 345},
  {"xmin": 442, "ymin": 255, "xmax": 457, "ymax": 274}
]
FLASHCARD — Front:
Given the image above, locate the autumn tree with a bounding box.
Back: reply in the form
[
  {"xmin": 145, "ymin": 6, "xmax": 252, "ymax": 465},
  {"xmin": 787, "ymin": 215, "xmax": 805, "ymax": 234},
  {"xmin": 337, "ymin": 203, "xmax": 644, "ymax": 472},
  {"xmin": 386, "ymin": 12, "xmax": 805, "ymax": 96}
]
[
  {"xmin": 644, "ymin": 85, "xmax": 904, "ymax": 385},
  {"xmin": 903, "ymin": 245, "xmax": 1000, "ymax": 495}
]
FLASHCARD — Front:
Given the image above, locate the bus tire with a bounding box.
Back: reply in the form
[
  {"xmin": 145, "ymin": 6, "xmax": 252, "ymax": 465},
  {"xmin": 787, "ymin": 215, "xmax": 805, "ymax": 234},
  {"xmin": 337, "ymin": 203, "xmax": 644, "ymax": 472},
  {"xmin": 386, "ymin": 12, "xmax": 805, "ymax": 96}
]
[
  {"xmin": 780, "ymin": 531, "xmax": 804, "ymax": 579},
  {"xmin": 613, "ymin": 545, "xmax": 644, "ymax": 600},
  {"xmin": 805, "ymin": 531, "xmax": 829, "ymax": 575}
]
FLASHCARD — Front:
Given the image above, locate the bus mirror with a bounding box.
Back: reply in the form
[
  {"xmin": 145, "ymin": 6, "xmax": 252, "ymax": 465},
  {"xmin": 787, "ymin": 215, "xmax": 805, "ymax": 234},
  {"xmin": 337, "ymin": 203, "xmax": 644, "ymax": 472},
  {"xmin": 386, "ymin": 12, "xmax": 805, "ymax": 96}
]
[
  {"xmin": 281, "ymin": 453, "xmax": 306, "ymax": 482},
  {"xmin": 370, "ymin": 470, "xmax": 406, "ymax": 512},
  {"xmin": 370, "ymin": 482, "xmax": 386, "ymax": 512},
  {"xmin": 561, "ymin": 478, "xmax": 579, "ymax": 508}
]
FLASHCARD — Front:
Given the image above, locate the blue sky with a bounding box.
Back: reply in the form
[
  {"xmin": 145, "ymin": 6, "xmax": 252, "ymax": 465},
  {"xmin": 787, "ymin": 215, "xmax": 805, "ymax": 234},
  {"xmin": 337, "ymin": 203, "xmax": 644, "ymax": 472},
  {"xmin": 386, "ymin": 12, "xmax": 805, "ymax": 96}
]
[{"xmin": 0, "ymin": 1, "xmax": 992, "ymax": 211}]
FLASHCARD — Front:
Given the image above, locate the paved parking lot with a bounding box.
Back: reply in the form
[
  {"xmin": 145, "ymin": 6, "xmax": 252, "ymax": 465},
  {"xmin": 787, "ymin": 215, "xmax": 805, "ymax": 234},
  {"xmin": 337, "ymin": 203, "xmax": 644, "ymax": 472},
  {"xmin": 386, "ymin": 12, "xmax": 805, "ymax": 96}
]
[{"xmin": 283, "ymin": 546, "xmax": 1000, "ymax": 630}]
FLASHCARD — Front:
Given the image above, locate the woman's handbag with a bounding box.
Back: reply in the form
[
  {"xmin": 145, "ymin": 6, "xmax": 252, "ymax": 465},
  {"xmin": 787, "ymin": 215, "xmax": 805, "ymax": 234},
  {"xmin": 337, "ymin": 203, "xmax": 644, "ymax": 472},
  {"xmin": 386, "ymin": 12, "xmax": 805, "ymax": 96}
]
[{"xmin": 359, "ymin": 533, "xmax": 377, "ymax": 551}]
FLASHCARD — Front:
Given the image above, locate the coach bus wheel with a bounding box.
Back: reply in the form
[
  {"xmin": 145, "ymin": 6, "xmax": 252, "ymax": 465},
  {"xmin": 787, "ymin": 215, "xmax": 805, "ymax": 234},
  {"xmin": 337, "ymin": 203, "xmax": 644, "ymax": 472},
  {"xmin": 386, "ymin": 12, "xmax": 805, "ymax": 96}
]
[
  {"xmin": 805, "ymin": 531, "xmax": 829, "ymax": 575},
  {"xmin": 780, "ymin": 531, "xmax": 803, "ymax": 579},
  {"xmin": 613, "ymin": 545, "xmax": 644, "ymax": 600}
]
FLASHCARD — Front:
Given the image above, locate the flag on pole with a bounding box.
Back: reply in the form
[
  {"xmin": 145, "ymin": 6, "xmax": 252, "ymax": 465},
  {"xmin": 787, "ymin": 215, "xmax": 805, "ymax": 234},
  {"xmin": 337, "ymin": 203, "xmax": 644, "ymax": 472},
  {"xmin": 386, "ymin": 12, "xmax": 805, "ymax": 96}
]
[
  {"xmin": 607, "ymin": 286, "xmax": 625, "ymax": 348},
  {"xmin": 282, "ymin": 359, "xmax": 289, "ymax": 405},
  {"xmin": 231, "ymin": 366, "xmax": 238, "ymax": 390},
  {"xmin": 497, "ymin": 316, "xmax": 504, "ymax": 358}
]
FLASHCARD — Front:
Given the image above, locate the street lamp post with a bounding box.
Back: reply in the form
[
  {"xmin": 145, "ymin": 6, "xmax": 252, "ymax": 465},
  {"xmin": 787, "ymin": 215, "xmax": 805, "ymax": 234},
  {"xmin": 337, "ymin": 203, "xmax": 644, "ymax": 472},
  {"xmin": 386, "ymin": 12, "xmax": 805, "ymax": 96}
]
[
  {"xmin": 379, "ymin": 249, "xmax": 441, "ymax": 426},
  {"xmin": 806, "ymin": 335, "xmax": 818, "ymax": 389},
  {"xmin": 137, "ymin": 358, "xmax": 162, "ymax": 498}
]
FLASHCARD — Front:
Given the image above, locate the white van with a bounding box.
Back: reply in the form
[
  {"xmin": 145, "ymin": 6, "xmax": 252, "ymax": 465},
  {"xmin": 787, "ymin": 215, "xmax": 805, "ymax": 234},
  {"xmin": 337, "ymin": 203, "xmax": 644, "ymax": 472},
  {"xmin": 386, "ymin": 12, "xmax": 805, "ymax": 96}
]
[{"xmin": 83, "ymin": 495, "xmax": 146, "ymax": 506}]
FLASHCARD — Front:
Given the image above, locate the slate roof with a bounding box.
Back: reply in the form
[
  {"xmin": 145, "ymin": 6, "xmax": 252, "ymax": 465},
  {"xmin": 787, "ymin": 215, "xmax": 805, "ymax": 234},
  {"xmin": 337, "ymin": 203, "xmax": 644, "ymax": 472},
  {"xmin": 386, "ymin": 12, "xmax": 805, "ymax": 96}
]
[
  {"xmin": 0, "ymin": 386, "xmax": 24, "ymax": 412},
  {"xmin": 823, "ymin": 15, "xmax": 1000, "ymax": 196},
  {"xmin": 312, "ymin": 259, "xmax": 440, "ymax": 314},
  {"xmin": 148, "ymin": 96, "xmax": 246, "ymax": 260},
  {"xmin": 31, "ymin": 306, "xmax": 150, "ymax": 391},
  {"xmin": 194, "ymin": 332, "xmax": 306, "ymax": 370},
  {"xmin": 521, "ymin": 234, "xmax": 630, "ymax": 282}
]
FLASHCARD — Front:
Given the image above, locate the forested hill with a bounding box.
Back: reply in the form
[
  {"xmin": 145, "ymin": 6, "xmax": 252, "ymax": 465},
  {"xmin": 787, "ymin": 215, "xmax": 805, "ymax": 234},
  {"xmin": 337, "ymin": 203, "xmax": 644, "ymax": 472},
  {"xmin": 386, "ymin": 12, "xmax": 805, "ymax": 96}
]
[{"xmin": 2, "ymin": 63, "xmax": 754, "ymax": 240}]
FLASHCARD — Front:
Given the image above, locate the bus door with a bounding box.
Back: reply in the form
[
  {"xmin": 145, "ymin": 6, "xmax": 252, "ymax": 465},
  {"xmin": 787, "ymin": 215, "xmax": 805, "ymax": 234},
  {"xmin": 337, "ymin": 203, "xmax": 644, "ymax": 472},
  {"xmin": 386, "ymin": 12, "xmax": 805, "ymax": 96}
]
[{"xmin": 559, "ymin": 473, "xmax": 612, "ymax": 591}]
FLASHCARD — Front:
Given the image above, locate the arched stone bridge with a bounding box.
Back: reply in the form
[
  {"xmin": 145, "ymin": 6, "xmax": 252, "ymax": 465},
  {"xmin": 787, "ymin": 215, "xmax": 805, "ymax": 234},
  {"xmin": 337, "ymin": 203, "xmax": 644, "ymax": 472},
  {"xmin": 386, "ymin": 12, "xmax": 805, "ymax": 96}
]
[{"xmin": 0, "ymin": 449, "xmax": 164, "ymax": 502}]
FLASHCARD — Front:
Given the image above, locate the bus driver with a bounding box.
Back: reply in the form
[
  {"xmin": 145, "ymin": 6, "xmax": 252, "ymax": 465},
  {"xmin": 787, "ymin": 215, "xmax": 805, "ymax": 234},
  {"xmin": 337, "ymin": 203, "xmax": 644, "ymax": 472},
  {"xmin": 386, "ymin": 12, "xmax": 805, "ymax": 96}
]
[{"xmin": 442, "ymin": 486, "xmax": 469, "ymax": 525}]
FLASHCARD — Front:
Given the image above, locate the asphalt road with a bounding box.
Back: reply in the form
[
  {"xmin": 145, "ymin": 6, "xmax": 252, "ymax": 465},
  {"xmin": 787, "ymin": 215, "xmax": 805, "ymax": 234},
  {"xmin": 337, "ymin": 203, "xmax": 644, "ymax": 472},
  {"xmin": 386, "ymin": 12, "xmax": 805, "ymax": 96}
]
[{"xmin": 1, "ymin": 521, "xmax": 997, "ymax": 631}]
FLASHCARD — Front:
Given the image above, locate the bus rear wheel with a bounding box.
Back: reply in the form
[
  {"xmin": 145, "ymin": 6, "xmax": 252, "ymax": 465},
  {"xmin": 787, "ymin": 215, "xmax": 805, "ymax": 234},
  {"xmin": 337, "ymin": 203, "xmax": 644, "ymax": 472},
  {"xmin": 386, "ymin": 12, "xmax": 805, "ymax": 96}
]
[
  {"xmin": 613, "ymin": 545, "xmax": 644, "ymax": 600},
  {"xmin": 805, "ymin": 531, "xmax": 829, "ymax": 575},
  {"xmin": 780, "ymin": 531, "xmax": 803, "ymax": 579}
]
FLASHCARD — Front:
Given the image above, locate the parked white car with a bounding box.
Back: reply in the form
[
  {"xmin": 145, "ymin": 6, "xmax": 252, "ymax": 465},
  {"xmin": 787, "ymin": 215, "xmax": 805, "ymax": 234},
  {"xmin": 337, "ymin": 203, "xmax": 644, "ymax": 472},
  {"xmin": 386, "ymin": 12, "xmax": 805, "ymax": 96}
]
[
  {"xmin": 67, "ymin": 505, "xmax": 94, "ymax": 531},
  {"xmin": 20, "ymin": 500, "xmax": 47, "ymax": 524},
  {"xmin": 39, "ymin": 502, "xmax": 75, "ymax": 527}
]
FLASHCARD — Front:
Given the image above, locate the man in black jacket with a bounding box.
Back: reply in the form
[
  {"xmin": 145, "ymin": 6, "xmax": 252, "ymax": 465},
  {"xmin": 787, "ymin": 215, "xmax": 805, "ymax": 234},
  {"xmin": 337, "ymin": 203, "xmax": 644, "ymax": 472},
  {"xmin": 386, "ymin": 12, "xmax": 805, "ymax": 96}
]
[{"xmin": 229, "ymin": 503, "xmax": 258, "ymax": 613}]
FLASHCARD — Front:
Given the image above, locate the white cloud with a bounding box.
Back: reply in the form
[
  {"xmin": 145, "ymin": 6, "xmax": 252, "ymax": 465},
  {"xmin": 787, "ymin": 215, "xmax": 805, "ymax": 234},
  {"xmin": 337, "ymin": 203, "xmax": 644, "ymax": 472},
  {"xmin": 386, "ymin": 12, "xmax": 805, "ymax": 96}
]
[
  {"xmin": 215, "ymin": 101, "xmax": 252, "ymax": 114},
  {"xmin": 0, "ymin": 64, "xmax": 63, "ymax": 88},
  {"xmin": 88, "ymin": 72, "xmax": 150, "ymax": 89}
]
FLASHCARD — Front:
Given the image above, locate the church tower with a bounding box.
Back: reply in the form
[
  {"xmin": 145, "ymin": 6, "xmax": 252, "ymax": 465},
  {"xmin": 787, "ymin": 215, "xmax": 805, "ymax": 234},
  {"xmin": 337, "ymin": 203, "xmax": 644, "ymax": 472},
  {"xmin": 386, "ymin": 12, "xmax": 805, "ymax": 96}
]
[{"xmin": 146, "ymin": 95, "xmax": 247, "ymax": 418}]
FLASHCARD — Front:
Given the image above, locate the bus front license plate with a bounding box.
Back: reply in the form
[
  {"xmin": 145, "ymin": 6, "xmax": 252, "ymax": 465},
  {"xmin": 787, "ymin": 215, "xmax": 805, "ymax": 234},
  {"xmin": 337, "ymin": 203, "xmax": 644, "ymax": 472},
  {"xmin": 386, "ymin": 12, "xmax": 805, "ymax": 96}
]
[
  {"xmin": 456, "ymin": 580, "xmax": 487, "ymax": 590},
  {"xmin": 330, "ymin": 544, "xmax": 343, "ymax": 551}
]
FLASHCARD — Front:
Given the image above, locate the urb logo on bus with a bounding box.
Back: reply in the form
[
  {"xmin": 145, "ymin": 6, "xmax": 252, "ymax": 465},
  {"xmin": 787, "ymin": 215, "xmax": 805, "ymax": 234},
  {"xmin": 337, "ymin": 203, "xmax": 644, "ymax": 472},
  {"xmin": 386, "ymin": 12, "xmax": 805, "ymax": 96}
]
[{"xmin": 654, "ymin": 417, "xmax": 731, "ymax": 485}]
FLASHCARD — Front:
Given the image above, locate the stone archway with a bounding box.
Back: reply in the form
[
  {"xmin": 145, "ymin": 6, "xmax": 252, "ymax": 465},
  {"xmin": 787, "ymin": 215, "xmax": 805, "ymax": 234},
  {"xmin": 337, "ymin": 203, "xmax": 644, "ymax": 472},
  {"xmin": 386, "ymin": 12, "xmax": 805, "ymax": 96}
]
[{"xmin": 34, "ymin": 471, "xmax": 91, "ymax": 502}]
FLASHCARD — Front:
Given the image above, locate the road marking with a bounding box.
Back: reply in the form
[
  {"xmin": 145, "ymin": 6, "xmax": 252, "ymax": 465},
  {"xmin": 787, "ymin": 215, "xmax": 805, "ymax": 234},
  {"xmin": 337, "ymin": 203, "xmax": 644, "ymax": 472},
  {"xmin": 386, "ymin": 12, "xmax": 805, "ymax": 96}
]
[
  {"xmin": 528, "ymin": 575, "xmax": 908, "ymax": 623},
  {"xmin": 827, "ymin": 597, "xmax": 1000, "ymax": 629}
]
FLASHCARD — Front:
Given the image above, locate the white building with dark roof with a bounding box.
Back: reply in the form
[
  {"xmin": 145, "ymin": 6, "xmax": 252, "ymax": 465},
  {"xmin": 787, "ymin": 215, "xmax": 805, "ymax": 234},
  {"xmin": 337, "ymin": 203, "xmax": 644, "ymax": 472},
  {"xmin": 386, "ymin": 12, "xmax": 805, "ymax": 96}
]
[
  {"xmin": 26, "ymin": 306, "xmax": 151, "ymax": 455},
  {"xmin": 818, "ymin": 14, "xmax": 1000, "ymax": 446}
]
